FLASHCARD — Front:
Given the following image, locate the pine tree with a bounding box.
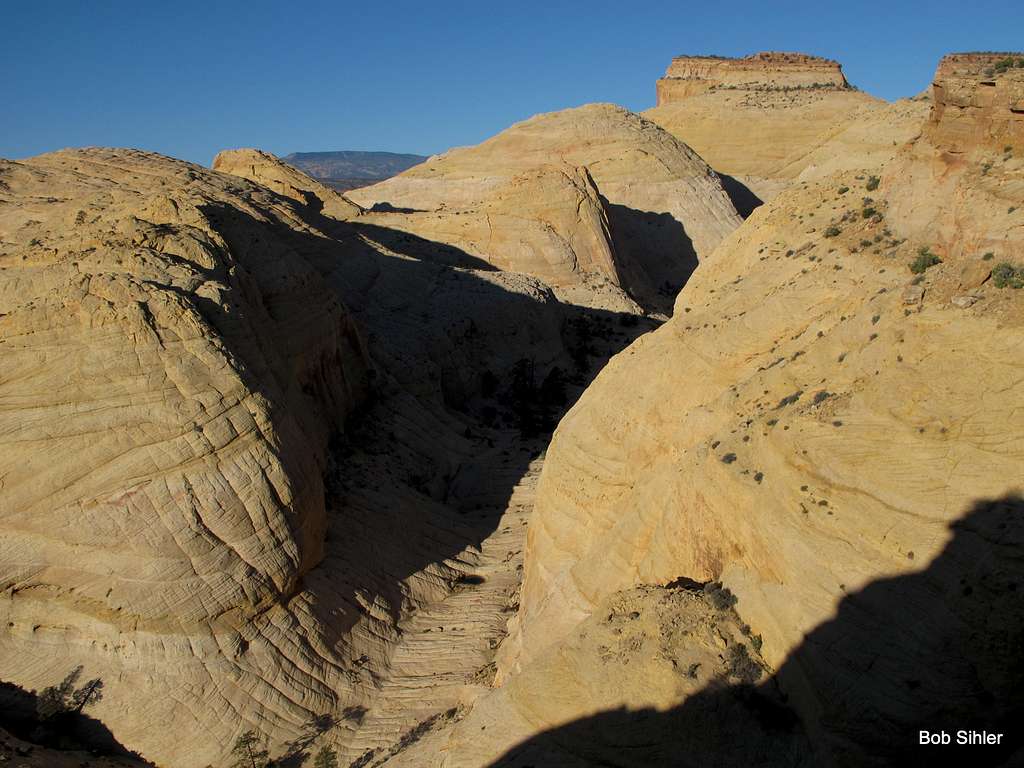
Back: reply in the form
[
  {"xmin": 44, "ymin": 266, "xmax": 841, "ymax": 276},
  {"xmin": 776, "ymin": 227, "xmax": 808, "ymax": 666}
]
[
  {"xmin": 231, "ymin": 730, "xmax": 270, "ymax": 768},
  {"xmin": 313, "ymin": 745, "xmax": 339, "ymax": 768}
]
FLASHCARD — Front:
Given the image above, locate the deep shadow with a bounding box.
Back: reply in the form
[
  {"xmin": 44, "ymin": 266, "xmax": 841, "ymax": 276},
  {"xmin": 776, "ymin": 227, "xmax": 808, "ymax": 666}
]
[
  {"xmin": 368, "ymin": 202, "xmax": 428, "ymax": 214},
  {"xmin": 0, "ymin": 679, "xmax": 152, "ymax": 764},
  {"xmin": 488, "ymin": 495, "xmax": 1024, "ymax": 768},
  {"xmin": 188, "ymin": 195, "xmax": 663, "ymax": 728},
  {"xmin": 718, "ymin": 173, "xmax": 764, "ymax": 219},
  {"xmin": 601, "ymin": 198, "xmax": 698, "ymax": 314}
]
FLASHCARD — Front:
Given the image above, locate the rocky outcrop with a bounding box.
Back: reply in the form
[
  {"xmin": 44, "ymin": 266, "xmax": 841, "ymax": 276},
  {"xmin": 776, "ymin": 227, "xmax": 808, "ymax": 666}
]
[
  {"xmin": 926, "ymin": 53, "xmax": 1024, "ymax": 153},
  {"xmin": 431, "ymin": 63, "xmax": 1024, "ymax": 765},
  {"xmin": 0, "ymin": 148, "xmax": 371, "ymax": 765},
  {"xmin": 213, "ymin": 148, "xmax": 363, "ymax": 219},
  {"xmin": 359, "ymin": 164, "xmax": 621, "ymax": 294},
  {"xmin": 656, "ymin": 52, "xmax": 849, "ymax": 105},
  {"xmin": 885, "ymin": 52, "xmax": 1024, "ymax": 260},
  {"xmin": 646, "ymin": 53, "xmax": 923, "ymax": 202},
  {"xmin": 349, "ymin": 104, "xmax": 743, "ymax": 311},
  {"xmin": 1, "ymin": 145, "xmax": 653, "ymax": 767}
]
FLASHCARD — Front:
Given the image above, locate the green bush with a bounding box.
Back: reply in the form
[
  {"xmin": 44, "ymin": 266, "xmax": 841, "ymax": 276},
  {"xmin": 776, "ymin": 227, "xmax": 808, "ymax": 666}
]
[
  {"xmin": 992, "ymin": 262, "xmax": 1024, "ymax": 289},
  {"xmin": 866, "ymin": 175, "xmax": 880, "ymax": 191},
  {"xmin": 824, "ymin": 225, "xmax": 841, "ymax": 238},
  {"xmin": 909, "ymin": 247, "xmax": 941, "ymax": 274}
]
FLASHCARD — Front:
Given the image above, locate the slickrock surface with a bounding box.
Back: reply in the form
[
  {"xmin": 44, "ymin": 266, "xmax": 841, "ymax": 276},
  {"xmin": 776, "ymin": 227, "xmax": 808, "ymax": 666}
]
[
  {"xmin": 213, "ymin": 148, "xmax": 363, "ymax": 219},
  {"xmin": 431, "ymin": 57, "xmax": 1024, "ymax": 767},
  {"xmin": 0, "ymin": 148, "xmax": 373, "ymax": 765},
  {"xmin": 359, "ymin": 165, "xmax": 618, "ymax": 293},
  {"xmin": 2, "ymin": 146, "xmax": 657, "ymax": 765},
  {"xmin": 646, "ymin": 53, "xmax": 929, "ymax": 202},
  {"xmin": 349, "ymin": 104, "xmax": 742, "ymax": 311}
]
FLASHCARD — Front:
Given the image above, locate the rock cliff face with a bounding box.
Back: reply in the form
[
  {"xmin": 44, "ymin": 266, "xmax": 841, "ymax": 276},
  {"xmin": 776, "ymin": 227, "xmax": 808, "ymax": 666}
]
[
  {"xmin": 0, "ymin": 148, "xmax": 371, "ymax": 764},
  {"xmin": 927, "ymin": 53, "xmax": 1024, "ymax": 153},
  {"xmin": 646, "ymin": 52, "xmax": 926, "ymax": 202},
  {"xmin": 656, "ymin": 52, "xmax": 849, "ymax": 105},
  {"xmin": 348, "ymin": 104, "xmax": 742, "ymax": 311},
  {"xmin": 885, "ymin": 53, "xmax": 1024, "ymax": 260},
  {"xmin": 427, "ymin": 56, "xmax": 1024, "ymax": 767}
]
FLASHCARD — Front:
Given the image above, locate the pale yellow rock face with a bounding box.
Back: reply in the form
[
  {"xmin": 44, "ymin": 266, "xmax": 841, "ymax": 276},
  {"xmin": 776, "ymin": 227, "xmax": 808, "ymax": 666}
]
[
  {"xmin": 457, "ymin": 67, "xmax": 1024, "ymax": 764},
  {"xmin": 349, "ymin": 103, "xmax": 742, "ymax": 309},
  {"xmin": 645, "ymin": 66, "xmax": 929, "ymax": 202},
  {"xmin": 212, "ymin": 147, "xmax": 363, "ymax": 219},
  {"xmin": 0, "ymin": 148, "xmax": 371, "ymax": 765},
  {"xmin": 359, "ymin": 164, "xmax": 618, "ymax": 292}
]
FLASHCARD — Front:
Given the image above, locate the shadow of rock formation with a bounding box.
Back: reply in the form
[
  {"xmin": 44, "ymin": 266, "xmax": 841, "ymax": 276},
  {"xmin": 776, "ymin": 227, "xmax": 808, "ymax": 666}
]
[
  {"xmin": 489, "ymin": 494, "xmax": 1024, "ymax": 768},
  {"xmin": 718, "ymin": 173, "xmax": 764, "ymax": 219},
  {"xmin": 0, "ymin": 680, "xmax": 151, "ymax": 764},
  {"xmin": 192, "ymin": 196, "xmax": 663, "ymax": 759},
  {"xmin": 601, "ymin": 199, "xmax": 698, "ymax": 313}
]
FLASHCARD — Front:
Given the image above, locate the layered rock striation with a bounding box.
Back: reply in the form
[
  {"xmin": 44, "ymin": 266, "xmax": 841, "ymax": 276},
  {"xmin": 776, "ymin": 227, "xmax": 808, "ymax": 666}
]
[
  {"xmin": 429, "ymin": 55, "xmax": 1024, "ymax": 767},
  {"xmin": 646, "ymin": 52, "xmax": 925, "ymax": 202},
  {"xmin": 348, "ymin": 104, "xmax": 742, "ymax": 311},
  {"xmin": 656, "ymin": 52, "xmax": 849, "ymax": 105}
]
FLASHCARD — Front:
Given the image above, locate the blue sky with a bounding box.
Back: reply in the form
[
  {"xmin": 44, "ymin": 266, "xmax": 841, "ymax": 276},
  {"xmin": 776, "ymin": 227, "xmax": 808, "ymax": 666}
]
[{"xmin": 2, "ymin": 0, "xmax": 1021, "ymax": 165}]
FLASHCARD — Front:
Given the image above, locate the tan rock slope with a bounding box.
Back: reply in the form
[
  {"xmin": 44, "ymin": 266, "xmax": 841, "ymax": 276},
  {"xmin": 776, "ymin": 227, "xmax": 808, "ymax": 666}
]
[
  {"xmin": 0, "ymin": 144, "xmax": 657, "ymax": 766},
  {"xmin": 0, "ymin": 147, "xmax": 373, "ymax": 765},
  {"xmin": 646, "ymin": 52, "xmax": 930, "ymax": 202},
  {"xmin": 348, "ymin": 103, "xmax": 742, "ymax": 311},
  {"xmin": 212, "ymin": 147, "xmax": 363, "ymax": 219},
  {"xmin": 425, "ymin": 54, "xmax": 1024, "ymax": 766}
]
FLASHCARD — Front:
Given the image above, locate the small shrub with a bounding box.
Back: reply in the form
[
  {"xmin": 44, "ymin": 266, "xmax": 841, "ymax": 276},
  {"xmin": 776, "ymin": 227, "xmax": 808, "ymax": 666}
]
[
  {"xmin": 726, "ymin": 643, "xmax": 762, "ymax": 684},
  {"xmin": 838, "ymin": 186, "xmax": 849, "ymax": 194},
  {"xmin": 824, "ymin": 225, "xmax": 841, "ymax": 238},
  {"xmin": 721, "ymin": 452, "xmax": 737, "ymax": 464},
  {"xmin": 909, "ymin": 247, "xmax": 941, "ymax": 274},
  {"xmin": 704, "ymin": 581, "xmax": 738, "ymax": 610},
  {"xmin": 991, "ymin": 262, "xmax": 1024, "ymax": 289},
  {"xmin": 776, "ymin": 391, "xmax": 803, "ymax": 408},
  {"xmin": 982, "ymin": 252, "xmax": 995, "ymax": 261},
  {"xmin": 865, "ymin": 175, "xmax": 880, "ymax": 191}
]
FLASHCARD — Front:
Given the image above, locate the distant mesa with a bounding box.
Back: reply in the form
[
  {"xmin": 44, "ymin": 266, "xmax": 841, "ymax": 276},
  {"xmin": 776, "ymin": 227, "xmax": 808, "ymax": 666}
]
[
  {"xmin": 656, "ymin": 51, "xmax": 850, "ymax": 105},
  {"xmin": 282, "ymin": 150, "xmax": 428, "ymax": 192},
  {"xmin": 645, "ymin": 50, "xmax": 925, "ymax": 202}
]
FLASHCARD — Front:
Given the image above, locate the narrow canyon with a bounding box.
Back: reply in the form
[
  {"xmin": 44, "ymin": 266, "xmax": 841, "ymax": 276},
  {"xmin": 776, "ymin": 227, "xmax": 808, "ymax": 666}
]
[{"xmin": 1, "ymin": 49, "xmax": 1022, "ymax": 768}]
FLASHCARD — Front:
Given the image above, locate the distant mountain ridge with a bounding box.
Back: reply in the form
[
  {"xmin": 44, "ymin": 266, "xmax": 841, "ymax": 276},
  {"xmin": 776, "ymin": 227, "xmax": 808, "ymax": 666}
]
[{"xmin": 282, "ymin": 150, "xmax": 428, "ymax": 191}]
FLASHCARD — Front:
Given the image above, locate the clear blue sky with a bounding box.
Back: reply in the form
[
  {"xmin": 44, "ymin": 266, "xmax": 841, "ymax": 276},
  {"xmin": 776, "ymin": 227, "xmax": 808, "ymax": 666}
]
[{"xmin": 2, "ymin": 0, "xmax": 1021, "ymax": 165}]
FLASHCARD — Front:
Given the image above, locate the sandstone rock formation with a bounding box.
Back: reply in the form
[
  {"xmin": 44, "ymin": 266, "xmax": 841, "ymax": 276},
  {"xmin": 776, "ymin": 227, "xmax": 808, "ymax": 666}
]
[
  {"xmin": 885, "ymin": 53, "xmax": 1024, "ymax": 261},
  {"xmin": 213, "ymin": 148, "xmax": 363, "ymax": 219},
  {"xmin": 1, "ymin": 144, "xmax": 655, "ymax": 766},
  {"xmin": 0, "ymin": 147, "xmax": 373, "ymax": 765},
  {"xmin": 349, "ymin": 104, "xmax": 743, "ymax": 311},
  {"xmin": 424, "ymin": 54, "xmax": 1024, "ymax": 767},
  {"xmin": 655, "ymin": 52, "xmax": 849, "ymax": 104},
  {"xmin": 646, "ymin": 52, "xmax": 929, "ymax": 202}
]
